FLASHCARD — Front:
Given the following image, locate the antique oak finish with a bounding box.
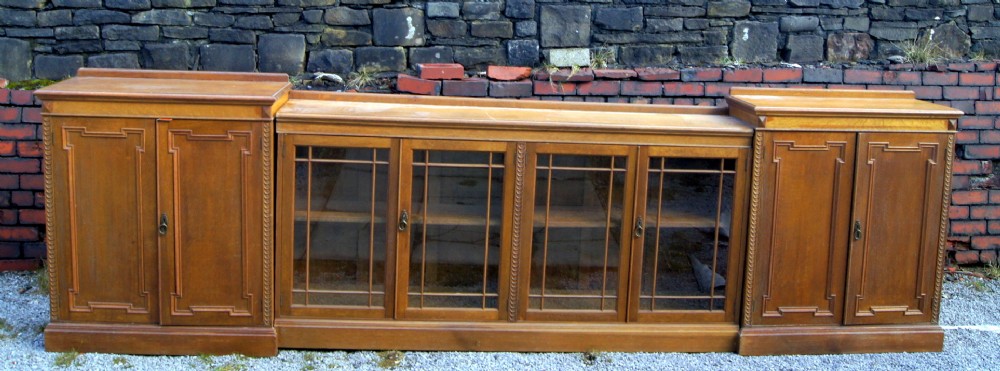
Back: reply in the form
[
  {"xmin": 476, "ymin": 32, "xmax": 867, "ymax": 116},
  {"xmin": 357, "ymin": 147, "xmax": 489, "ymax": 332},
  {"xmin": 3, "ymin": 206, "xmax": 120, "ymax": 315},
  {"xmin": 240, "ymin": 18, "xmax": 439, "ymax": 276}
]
[
  {"xmin": 728, "ymin": 88, "xmax": 961, "ymax": 355},
  {"xmin": 37, "ymin": 69, "xmax": 291, "ymax": 356},
  {"xmin": 37, "ymin": 70, "xmax": 961, "ymax": 356}
]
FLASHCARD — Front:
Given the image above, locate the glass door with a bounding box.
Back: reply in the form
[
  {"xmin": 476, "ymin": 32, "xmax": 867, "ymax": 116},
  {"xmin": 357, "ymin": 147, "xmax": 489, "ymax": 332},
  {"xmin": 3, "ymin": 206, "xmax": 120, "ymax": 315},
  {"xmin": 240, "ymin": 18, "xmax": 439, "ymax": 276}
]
[{"xmin": 395, "ymin": 140, "xmax": 513, "ymax": 321}]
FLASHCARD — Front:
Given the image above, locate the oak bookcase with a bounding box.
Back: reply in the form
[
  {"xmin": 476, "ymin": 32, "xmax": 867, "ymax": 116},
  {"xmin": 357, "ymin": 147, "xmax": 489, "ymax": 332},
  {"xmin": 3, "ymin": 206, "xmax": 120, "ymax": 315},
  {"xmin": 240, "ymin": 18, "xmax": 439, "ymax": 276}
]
[{"xmin": 35, "ymin": 70, "xmax": 962, "ymax": 356}]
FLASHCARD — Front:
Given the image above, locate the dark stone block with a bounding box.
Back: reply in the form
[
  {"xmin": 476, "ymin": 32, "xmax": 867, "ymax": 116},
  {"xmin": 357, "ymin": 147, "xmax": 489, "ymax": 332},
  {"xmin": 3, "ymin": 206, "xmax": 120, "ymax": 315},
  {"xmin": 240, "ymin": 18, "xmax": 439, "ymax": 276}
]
[
  {"xmin": 703, "ymin": 29, "xmax": 727, "ymax": 45},
  {"xmin": 235, "ymin": 15, "xmax": 273, "ymax": 30},
  {"xmin": 972, "ymin": 26, "xmax": 1000, "ymax": 39},
  {"xmin": 641, "ymin": 32, "xmax": 702, "ymax": 44},
  {"xmin": 373, "ymin": 8, "xmax": 425, "ymax": 46},
  {"xmin": 463, "ymin": 1, "xmax": 502, "ymax": 20},
  {"xmin": 595, "ymin": 7, "xmax": 642, "ymax": 32},
  {"xmin": 788, "ymin": 0, "xmax": 819, "ymax": 5},
  {"xmin": 784, "ymin": 34, "xmax": 824, "ymax": 63},
  {"xmin": 355, "ymin": 46, "xmax": 406, "ymax": 72},
  {"xmin": 0, "ymin": 0, "xmax": 45, "ymax": 8},
  {"xmin": 593, "ymin": 33, "xmax": 640, "ymax": 44},
  {"xmin": 454, "ymin": 46, "xmax": 505, "ymax": 69},
  {"xmin": 163, "ymin": 26, "xmax": 208, "ymax": 39},
  {"xmin": 322, "ymin": 28, "xmax": 372, "ymax": 46},
  {"xmin": 730, "ymin": 21, "xmax": 779, "ymax": 63},
  {"xmin": 803, "ymin": 67, "xmax": 842, "ymax": 83},
  {"xmin": 516, "ymin": 21, "xmax": 537, "ymax": 37},
  {"xmin": 428, "ymin": 2, "xmax": 460, "ymax": 18},
  {"xmin": 0, "ymin": 38, "xmax": 31, "ymax": 81},
  {"xmin": 871, "ymin": 8, "xmax": 904, "ymax": 21},
  {"xmin": 303, "ymin": 10, "xmax": 324, "ymax": 23},
  {"xmin": 52, "ymin": 0, "xmax": 101, "ymax": 7},
  {"xmin": 259, "ymin": 33, "xmax": 305, "ymax": 74},
  {"xmin": 141, "ymin": 43, "xmax": 190, "ymax": 69},
  {"xmin": 87, "ymin": 53, "xmax": 140, "ymax": 69},
  {"xmin": 645, "ymin": 6, "xmax": 705, "ymax": 18},
  {"xmin": 325, "ymin": 7, "xmax": 370, "ymax": 26},
  {"xmin": 307, "ymin": 49, "xmax": 352, "ymax": 74},
  {"xmin": 133, "ymin": 9, "xmax": 192, "ymax": 26},
  {"xmin": 820, "ymin": 17, "xmax": 843, "ymax": 31},
  {"xmin": 209, "ymin": 29, "xmax": 256, "ymax": 44},
  {"xmin": 53, "ymin": 41, "xmax": 102, "ymax": 54},
  {"xmin": 826, "ymin": 32, "xmax": 873, "ymax": 62},
  {"xmin": 55, "ymin": 26, "xmax": 99, "ymax": 40},
  {"xmin": 427, "ymin": 20, "xmax": 468, "ymax": 38},
  {"xmin": 923, "ymin": 23, "xmax": 970, "ymax": 58},
  {"xmin": 540, "ymin": 5, "xmax": 591, "ymax": 47},
  {"xmin": 844, "ymin": 17, "xmax": 869, "ymax": 32},
  {"xmin": 442, "ymin": 78, "xmax": 488, "ymax": 97},
  {"xmin": 34, "ymin": 55, "xmax": 83, "ymax": 80},
  {"xmin": 471, "ymin": 21, "xmax": 513, "ymax": 38},
  {"xmin": 194, "ymin": 13, "xmax": 235, "ymax": 27},
  {"xmin": 102, "ymin": 25, "xmax": 160, "ymax": 41},
  {"xmin": 276, "ymin": 0, "xmax": 335, "ymax": 5},
  {"xmin": 621, "ymin": 45, "xmax": 676, "ymax": 66},
  {"xmin": 38, "ymin": 10, "xmax": 73, "ymax": 27},
  {"xmin": 105, "ymin": 0, "xmax": 151, "ymax": 10},
  {"xmin": 273, "ymin": 13, "xmax": 300, "ymax": 27},
  {"xmin": 824, "ymin": 0, "xmax": 863, "ymax": 8},
  {"xmin": 685, "ymin": 19, "xmax": 710, "ymax": 30},
  {"xmin": 678, "ymin": 45, "xmax": 728, "ymax": 65},
  {"xmin": 409, "ymin": 46, "xmax": 454, "ymax": 68},
  {"xmin": 647, "ymin": 19, "xmax": 684, "ymax": 33},
  {"xmin": 870, "ymin": 26, "xmax": 918, "ymax": 41},
  {"xmin": 105, "ymin": 40, "xmax": 142, "ymax": 51},
  {"xmin": 5, "ymin": 28, "xmax": 53, "ymax": 37},
  {"xmin": 152, "ymin": 0, "xmax": 217, "ymax": 7},
  {"xmin": 218, "ymin": 0, "xmax": 273, "ymax": 5},
  {"xmin": 0, "ymin": 10, "xmax": 36, "ymax": 27},
  {"xmin": 905, "ymin": 8, "xmax": 943, "ymax": 21},
  {"xmin": 506, "ymin": 39, "xmax": 539, "ymax": 67},
  {"xmin": 707, "ymin": 1, "xmax": 750, "ymax": 17},
  {"xmin": 74, "ymin": 10, "xmax": 131, "ymax": 25},
  {"xmin": 341, "ymin": 0, "xmax": 389, "ymax": 4},
  {"xmin": 200, "ymin": 44, "xmax": 256, "ymax": 72},
  {"xmin": 969, "ymin": 5, "xmax": 994, "ymax": 22},
  {"xmin": 779, "ymin": 16, "xmax": 819, "ymax": 32},
  {"xmin": 972, "ymin": 40, "xmax": 1000, "ymax": 58},
  {"xmin": 505, "ymin": 0, "xmax": 534, "ymax": 19}
]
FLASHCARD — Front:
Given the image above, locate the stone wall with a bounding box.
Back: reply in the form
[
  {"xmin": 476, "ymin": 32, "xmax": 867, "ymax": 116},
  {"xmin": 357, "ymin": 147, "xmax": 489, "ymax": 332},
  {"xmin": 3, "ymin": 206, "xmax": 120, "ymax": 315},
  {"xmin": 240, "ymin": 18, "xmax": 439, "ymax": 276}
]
[
  {"xmin": 1, "ymin": 63, "xmax": 999, "ymax": 268},
  {"xmin": 1, "ymin": 0, "xmax": 1000, "ymax": 80}
]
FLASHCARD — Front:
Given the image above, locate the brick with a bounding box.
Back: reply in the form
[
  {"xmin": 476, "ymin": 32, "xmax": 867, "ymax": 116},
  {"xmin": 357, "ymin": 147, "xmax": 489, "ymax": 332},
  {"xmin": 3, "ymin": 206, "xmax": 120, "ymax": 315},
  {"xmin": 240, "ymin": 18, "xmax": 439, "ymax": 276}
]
[
  {"xmin": 965, "ymin": 145, "xmax": 1000, "ymax": 159},
  {"xmin": 533, "ymin": 81, "xmax": 576, "ymax": 95},
  {"xmin": 943, "ymin": 87, "xmax": 983, "ymax": 100},
  {"xmin": 621, "ymin": 81, "xmax": 662, "ymax": 96},
  {"xmin": 951, "ymin": 220, "xmax": 987, "ymax": 235},
  {"xmin": 396, "ymin": 74, "xmax": 441, "ymax": 96},
  {"xmin": 577, "ymin": 81, "xmax": 620, "ymax": 96},
  {"xmin": 953, "ymin": 190, "xmax": 988, "ymax": 205},
  {"xmin": 0, "ymin": 107, "xmax": 21, "ymax": 123},
  {"xmin": 681, "ymin": 68, "xmax": 723, "ymax": 82},
  {"xmin": 442, "ymin": 78, "xmax": 488, "ymax": 97},
  {"xmin": 417, "ymin": 63, "xmax": 465, "ymax": 80},
  {"xmin": 17, "ymin": 209, "xmax": 44, "ymax": 225},
  {"xmin": 763, "ymin": 68, "xmax": 802, "ymax": 83},
  {"xmin": 33, "ymin": 192, "xmax": 43, "ymax": 208},
  {"xmin": 922, "ymin": 72, "xmax": 958, "ymax": 86},
  {"xmin": 0, "ymin": 141, "xmax": 14, "ymax": 156},
  {"xmin": 976, "ymin": 101, "xmax": 1000, "ymax": 115},
  {"xmin": 22, "ymin": 242, "xmax": 44, "ymax": 258},
  {"xmin": 549, "ymin": 68, "xmax": 594, "ymax": 82},
  {"xmin": 0, "ymin": 158, "xmax": 39, "ymax": 173},
  {"xmin": 489, "ymin": 81, "xmax": 533, "ymax": 98},
  {"xmin": 9, "ymin": 90, "xmax": 33, "ymax": 106},
  {"xmin": 981, "ymin": 131, "xmax": 1000, "ymax": 144},
  {"xmin": 0, "ymin": 259, "xmax": 43, "ymax": 271},
  {"xmin": 976, "ymin": 62, "xmax": 998, "ymax": 71},
  {"xmin": 0, "ymin": 227, "xmax": 38, "ymax": 241},
  {"xmin": 593, "ymin": 69, "xmax": 637, "ymax": 79},
  {"xmin": 21, "ymin": 107, "xmax": 41, "ymax": 124},
  {"xmin": 953, "ymin": 250, "xmax": 980, "ymax": 264},
  {"xmin": 953, "ymin": 175, "xmax": 971, "ymax": 190},
  {"xmin": 958, "ymin": 117, "xmax": 993, "ymax": 130},
  {"xmin": 15, "ymin": 141, "xmax": 41, "ymax": 157},
  {"xmin": 636, "ymin": 67, "xmax": 680, "ymax": 81},
  {"xmin": 843, "ymin": 69, "xmax": 882, "ymax": 84},
  {"xmin": 867, "ymin": 85, "xmax": 904, "ymax": 91},
  {"xmin": 0, "ymin": 243, "xmax": 20, "ymax": 259},
  {"xmin": 662, "ymin": 82, "xmax": 705, "ymax": 97},
  {"xmin": 948, "ymin": 63, "xmax": 976, "ymax": 72},
  {"xmin": 947, "ymin": 101, "xmax": 975, "ymax": 115},
  {"xmin": 959, "ymin": 72, "xmax": 996, "ymax": 86},
  {"xmin": 990, "ymin": 190, "xmax": 1000, "ymax": 204},
  {"xmin": 954, "ymin": 160, "xmax": 992, "ymax": 175},
  {"xmin": 0, "ymin": 210, "xmax": 16, "ymax": 225},
  {"xmin": 0, "ymin": 89, "xmax": 8, "ymax": 104},
  {"xmin": 487, "ymin": 66, "xmax": 532, "ymax": 81},
  {"xmin": 982, "ymin": 250, "xmax": 999, "ymax": 264},
  {"xmin": 971, "ymin": 236, "xmax": 1000, "ymax": 250},
  {"xmin": 723, "ymin": 69, "xmax": 762, "ymax": 83},
  {"xmin": 0, "ymin": 175, "xmax": 16, "ymax": 189},
  {"xmin": 882, "ymin": 71, "xmax": 920, "ymax": 85},
  {"xmin": 956, "ymin": 130, "xmax": 979, "ymax": 145},
  {"xmin": 826, "ymin": 84, "xmax": 866, "ymax": 90},
  {"xmin": 19, "ymin": 174, "xmax": 43, "ymax": 190},
  {"xmin": 950, "ymin": 206, "xmax": 969, "ymax": 219},
  {"xmin": 971, "ymin": 206, "xmax": 1000, "ymax": 220},
  {"xmin": 0, "ymin": 123, "xmax": 34, "ymax": 139},
  {"xmin": 990, "ymin": 221, "xmax": 1000, "ymax": 234}
]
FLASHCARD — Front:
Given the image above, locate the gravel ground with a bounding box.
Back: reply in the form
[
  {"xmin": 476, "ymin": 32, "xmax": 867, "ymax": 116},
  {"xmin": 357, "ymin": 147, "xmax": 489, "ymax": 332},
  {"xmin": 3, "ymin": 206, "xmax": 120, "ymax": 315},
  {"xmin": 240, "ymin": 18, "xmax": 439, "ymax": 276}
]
[{"xmin": 1, "ymin": 270, "xmax": 998, "ymax": 371}]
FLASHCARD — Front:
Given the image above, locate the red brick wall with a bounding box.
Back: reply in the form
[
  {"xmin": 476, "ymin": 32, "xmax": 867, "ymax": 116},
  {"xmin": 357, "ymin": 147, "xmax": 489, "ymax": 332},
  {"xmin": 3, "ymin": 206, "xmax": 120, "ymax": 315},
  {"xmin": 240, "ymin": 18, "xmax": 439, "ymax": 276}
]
[{"xmin": 1, "ymin": 62, "xmax": 997, "ymax": 269}]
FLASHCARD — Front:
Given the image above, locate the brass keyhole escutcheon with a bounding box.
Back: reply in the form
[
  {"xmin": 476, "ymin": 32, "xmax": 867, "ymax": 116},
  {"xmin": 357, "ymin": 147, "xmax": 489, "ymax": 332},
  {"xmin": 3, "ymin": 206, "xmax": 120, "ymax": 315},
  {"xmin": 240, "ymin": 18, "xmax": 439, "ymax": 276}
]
[{"xmin": 159, "ymin": 213, "xmax": 168, "ymax": 236}]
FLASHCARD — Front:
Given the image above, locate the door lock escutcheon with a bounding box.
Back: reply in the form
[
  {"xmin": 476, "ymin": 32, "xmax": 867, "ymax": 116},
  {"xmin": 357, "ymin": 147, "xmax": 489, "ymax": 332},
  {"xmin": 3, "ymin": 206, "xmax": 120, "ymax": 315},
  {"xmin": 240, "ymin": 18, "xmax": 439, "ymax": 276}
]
[
  {"xmin": 159, "ymin": 213, "xmax": 169, "ymax": 236},
  {"xmin": 398, "ymin": 209, "xmax": 409, "ymax": 231},
  {"xmin": 634, "ymin": 216, "xmax": 645, "ymax": 238},
  {"xmin": 854, "ymin": 220, "xmax": 862, "ymax": 241}
]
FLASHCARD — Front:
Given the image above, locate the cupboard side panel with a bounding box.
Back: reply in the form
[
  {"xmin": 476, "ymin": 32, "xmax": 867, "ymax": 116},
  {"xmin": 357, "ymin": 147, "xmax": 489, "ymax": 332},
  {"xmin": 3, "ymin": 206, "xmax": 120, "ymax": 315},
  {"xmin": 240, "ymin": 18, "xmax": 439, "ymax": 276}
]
[
  {"xmin": 747, "ymin": 131, "xmax": 855, "ymax": 326},
  {"xmin": 845, "ymin": 133, "xmax": 949, "ymax": 325},
  {"xmin": 49, "ymin": 117, "xmax": 158, "ymax": 324},
  {"xmin": 160, "ymin": 120, "xmax": 264, "ymax": 326}
]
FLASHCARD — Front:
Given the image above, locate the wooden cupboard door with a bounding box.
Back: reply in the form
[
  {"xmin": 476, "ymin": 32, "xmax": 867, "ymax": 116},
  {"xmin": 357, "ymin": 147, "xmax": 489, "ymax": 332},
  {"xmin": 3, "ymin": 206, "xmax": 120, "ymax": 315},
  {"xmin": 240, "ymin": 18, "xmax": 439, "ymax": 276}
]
[
  {"xmin": 48, "ymin": 117, "xmax": 158, "ymax": 323},
  {"xmin": 518, "ymin": 144, "xmax": 637, "ymax": 322},
  {"xmin": 395, "ymin": 140, "xmax": 512, "ymax": 321},
  {"xmin": 628, "ymin": 146, "xmax": 749, "ymax": 324},
  {"xmin": 845, "ymin": 133, "xmax": 951, "ymax": 325},
  {"xmin": 158, "ymin": 119, "xmax": 265, "ymax": 326},
  {"xmin": 276, "ymin": 135, "xmax": 397, "ymax": 320},
  {"xmin": 746, "ymin": 131, "xmax": 855, "ymax": 326}
]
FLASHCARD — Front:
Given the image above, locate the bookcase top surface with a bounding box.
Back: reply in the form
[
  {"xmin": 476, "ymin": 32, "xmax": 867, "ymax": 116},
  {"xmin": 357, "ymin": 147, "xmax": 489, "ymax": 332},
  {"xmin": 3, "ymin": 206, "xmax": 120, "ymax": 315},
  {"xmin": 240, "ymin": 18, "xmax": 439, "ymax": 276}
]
[{"xmin": 727, "ymin": 87, "xmax": 963, "ymax": 120}]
